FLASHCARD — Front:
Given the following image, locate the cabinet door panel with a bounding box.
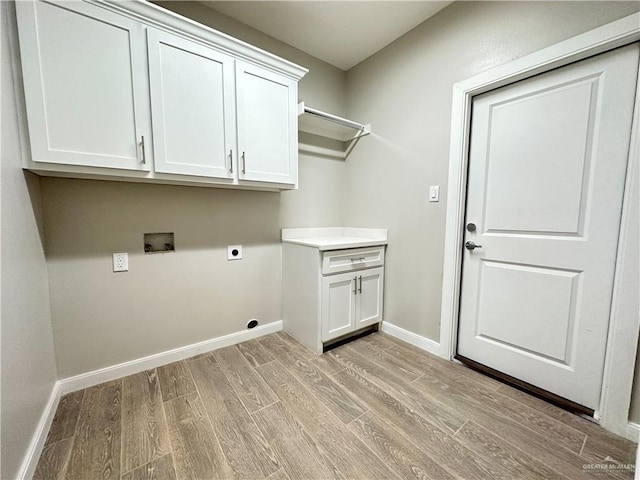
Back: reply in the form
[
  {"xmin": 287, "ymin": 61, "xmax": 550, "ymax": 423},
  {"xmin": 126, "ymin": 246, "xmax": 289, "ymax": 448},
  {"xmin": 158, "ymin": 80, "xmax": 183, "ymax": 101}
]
[
  {"xmin": 16, "ymin": 0, "xmax": 149, "ymax": 170},
  {"xmin": 148, "ymin": 29, "xmax": 235, "ymax": 178},
  {"xmin": 322, "ymin": 273, "xmax": 356, "ymax": 342},
  {"xmin": 236, "ymin": 61, "xmax": 297, "ymax": 185},
  {"xmin": 356, "ymin": 267, "xmax": 384, "ymax": 328}
]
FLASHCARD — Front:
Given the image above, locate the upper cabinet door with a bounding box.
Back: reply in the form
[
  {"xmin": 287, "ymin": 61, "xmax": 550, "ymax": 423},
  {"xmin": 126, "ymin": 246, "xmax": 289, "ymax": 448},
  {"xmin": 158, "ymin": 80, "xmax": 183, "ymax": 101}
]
[
  {"xmin": 235, "ymin": 61, "xmax": 298, "ymax": 185},
  {"xmin": 147, "ymin": 29, "xmax": 236, "ymax": 178},
  {"xmin": 15, "ymin": 1, "xmax": 150, "ymax": 170}
]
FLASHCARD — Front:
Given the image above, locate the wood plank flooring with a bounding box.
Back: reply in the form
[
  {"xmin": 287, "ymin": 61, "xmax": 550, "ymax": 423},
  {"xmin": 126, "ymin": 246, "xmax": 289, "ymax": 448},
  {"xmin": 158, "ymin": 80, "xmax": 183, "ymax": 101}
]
[{"xmin": 35, "ymin": 332, "xmax": 636, "ymax": 480}]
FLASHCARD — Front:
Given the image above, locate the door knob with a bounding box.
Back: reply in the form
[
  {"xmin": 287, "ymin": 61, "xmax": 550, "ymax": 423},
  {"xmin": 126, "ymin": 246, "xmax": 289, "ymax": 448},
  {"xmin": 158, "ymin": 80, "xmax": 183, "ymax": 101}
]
[{"xmin": 465, "ymin": 241, "xmax": 482, "ymax": 251}]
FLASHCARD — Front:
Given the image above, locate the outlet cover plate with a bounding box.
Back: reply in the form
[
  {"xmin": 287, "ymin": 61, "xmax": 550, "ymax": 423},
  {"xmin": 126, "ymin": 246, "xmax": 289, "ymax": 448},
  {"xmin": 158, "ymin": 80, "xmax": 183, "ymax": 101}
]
[
  {"xmin": 227, "ymin": 245, "xmax": 243, "ymax": 260},
  {"xmin": 113, "ymin": 252, "xmax": 128, "ymax": 272}
]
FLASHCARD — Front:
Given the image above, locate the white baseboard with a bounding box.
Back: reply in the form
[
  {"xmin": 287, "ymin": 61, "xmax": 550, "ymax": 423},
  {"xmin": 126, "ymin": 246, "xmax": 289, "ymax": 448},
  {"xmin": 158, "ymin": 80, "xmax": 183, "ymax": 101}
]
[
  {"xmin": 18, "ymin": 322, "xmax": 282, "ymax": 479},
  {"xmin": 626, "ymin": 421, "xmax": 640, "ymax": 443},
  {"xmin": 381, "ymin": 321, "xmax": 440, "ymax": 356},
  {"xmin": 59, "ymin": 320, "xmax": 283, "ymax": 395},
  {"xmin": 17, "ymin": 382, "xmax": 61, "ymax": 480}
]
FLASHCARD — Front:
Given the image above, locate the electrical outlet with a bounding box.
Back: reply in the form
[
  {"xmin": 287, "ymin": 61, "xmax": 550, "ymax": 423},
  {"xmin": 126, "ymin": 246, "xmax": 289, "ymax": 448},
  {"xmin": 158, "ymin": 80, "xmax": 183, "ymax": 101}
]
[
  {"xmin": 227, "ymin": 245, "xmax": 243, "ymax": 260},
  {"xmin": 113, "ymin": 252, "xmax": 128, "ymax": 272}
]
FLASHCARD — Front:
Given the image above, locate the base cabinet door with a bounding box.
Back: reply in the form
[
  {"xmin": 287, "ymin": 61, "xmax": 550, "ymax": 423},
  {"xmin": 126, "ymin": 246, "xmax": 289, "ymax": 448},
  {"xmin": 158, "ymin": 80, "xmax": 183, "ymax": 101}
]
[
  {"xmin": 321, "ymin": 272, "xmax": 356, "ymax": 342},
  {"xmin": 236, "ymin": 61, "xmax": 298, "ymax": 185},
  {"xmin": 16, "ymin": 0, "xmax": 150, "ymax": 170},
  {"xmin": 147, "ymin": 29, "xmax": 236, "ymax": 178},
  {"xmin": 322, "ymin": 267, "xmax": 384, "ymax": 342},
  {"xmin": 356, "ymin": 267, "xmax": 384, "ymax": 329}
]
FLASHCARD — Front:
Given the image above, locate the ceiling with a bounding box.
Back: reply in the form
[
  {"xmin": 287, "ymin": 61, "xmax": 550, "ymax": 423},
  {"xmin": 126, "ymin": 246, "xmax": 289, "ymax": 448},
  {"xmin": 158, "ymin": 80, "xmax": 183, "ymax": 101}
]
[{"xmin": 197, "ymin": 1, "xmax": 453, "ymax": 70}]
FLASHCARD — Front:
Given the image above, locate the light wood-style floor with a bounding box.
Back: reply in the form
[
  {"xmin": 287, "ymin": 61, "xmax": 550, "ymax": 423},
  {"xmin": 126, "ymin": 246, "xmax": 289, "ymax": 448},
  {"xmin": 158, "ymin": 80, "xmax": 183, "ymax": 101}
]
[{"xmin": 35, "ymin": 331, "xmax": 636, "ymax": 480}]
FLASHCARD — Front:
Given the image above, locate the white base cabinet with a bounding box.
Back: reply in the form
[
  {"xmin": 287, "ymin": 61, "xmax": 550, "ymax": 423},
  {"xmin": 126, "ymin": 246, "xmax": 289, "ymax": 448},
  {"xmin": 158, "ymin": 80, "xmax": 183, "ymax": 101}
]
[
  {"xmin": 321, "ymin": 267, "xmax": 384, "ymax": 341},
  {"xmin": 14, "ymin": 0, "xmax": 306, "ymax": 191},
  {"xmin": 283, "ymin": 243, "xmax": 385, "ymax": 354}
]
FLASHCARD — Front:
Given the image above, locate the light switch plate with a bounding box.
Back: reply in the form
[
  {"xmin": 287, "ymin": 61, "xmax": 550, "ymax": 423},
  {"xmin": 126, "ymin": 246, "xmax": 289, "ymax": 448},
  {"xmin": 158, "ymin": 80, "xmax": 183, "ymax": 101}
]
[
  {"xmin": 429, "ymin": 185, "xmax": 440, "ymax": 202},
  {"xmin": 113, "ymin": 252, "xmax": 128, "ymax": 272}
]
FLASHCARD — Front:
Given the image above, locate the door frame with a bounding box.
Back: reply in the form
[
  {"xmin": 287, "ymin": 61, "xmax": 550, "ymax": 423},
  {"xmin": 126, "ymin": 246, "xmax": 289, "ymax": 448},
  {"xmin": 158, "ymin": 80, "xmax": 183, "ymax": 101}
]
[{"xmin": 440, "ymin": 12, "xmax": 640, "ymax": 438}]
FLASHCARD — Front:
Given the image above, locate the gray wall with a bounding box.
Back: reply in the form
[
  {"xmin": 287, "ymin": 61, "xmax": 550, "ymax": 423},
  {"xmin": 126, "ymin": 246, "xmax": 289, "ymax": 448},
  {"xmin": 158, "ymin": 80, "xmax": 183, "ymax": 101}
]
[
  {"xmin": 343, "ymin": 1, "xmax": 640, "ymax": 342},
  {"xmin": 1, "ymin": 2, "xmax": 59, "ymax": 478},
  {"xmin": 43, "ymin": 179, "xmax": 282, "ymax": 377},
  {"xmin": 41, "ymin": 2, "xmax": 348, "ymax": 378}
]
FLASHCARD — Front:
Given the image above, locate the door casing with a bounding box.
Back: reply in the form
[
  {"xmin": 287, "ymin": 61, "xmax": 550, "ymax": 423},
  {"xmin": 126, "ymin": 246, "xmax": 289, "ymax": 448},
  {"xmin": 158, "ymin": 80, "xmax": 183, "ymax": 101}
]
[{"xmin": 440, "ymin": 12, "xmax": 640, "ymax": 439}]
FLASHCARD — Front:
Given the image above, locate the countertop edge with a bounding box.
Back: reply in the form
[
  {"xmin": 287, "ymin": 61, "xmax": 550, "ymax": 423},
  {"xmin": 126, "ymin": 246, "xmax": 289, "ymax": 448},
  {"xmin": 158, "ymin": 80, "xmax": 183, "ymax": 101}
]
[{"xmin": 282, "ymin": 238, "xmax": 388, "ymax": 250}]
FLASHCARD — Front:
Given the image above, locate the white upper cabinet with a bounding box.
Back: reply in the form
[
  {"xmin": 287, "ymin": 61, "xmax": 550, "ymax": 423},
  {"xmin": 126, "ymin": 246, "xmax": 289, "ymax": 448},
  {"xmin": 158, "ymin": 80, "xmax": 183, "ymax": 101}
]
[
  {"xmin": 14, "ymin": 0, "xmax": 307, "ymax": 190},
  {"xmin": 236, "ymin": 62, "xmax": 298, "ymax": 185},
  {"xmin": 16, "ymin": 0, "xmax": 151, "ymax": 171},
  {"xmin": 147, "ymin": 29, "xmax": 236, "ymax": 179}
]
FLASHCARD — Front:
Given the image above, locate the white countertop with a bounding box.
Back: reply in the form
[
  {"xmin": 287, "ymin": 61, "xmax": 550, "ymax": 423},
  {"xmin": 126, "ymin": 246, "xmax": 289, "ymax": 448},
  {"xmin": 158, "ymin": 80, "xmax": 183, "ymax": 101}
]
[{"xmin": 282, "ymin": 227, "xmax": 388, "ymax": 250}]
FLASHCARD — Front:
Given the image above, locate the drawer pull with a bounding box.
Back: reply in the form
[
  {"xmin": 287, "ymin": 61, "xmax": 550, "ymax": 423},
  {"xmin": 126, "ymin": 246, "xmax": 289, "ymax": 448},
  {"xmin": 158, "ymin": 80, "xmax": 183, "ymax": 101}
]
[{"xmin": 351, "ymin": 257, "xmax": 366, "ymax": 262}]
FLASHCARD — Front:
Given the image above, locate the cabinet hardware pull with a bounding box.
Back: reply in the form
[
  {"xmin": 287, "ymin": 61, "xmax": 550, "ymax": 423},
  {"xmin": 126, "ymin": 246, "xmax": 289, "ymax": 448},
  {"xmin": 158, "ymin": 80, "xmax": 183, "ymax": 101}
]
[
  {"xmin": 351, "ymin": 257, "xmax": 365, "ymax": 262},
  {"xmin": 140, "ymin": 135, "xmax": 146, "ymax": 164},
  {"xmin": 242, "ymin": 151, "xmax": 246, "ymax": 174},
  {"xmin": 353, "ymin": 277, "xmax": 357, "ymax": 294},
  {"xmin": 229, "ymin": 149, "xmax": 233, "ymax": 173},
  {"xmin": 358, "ymin": 276, "xmax": 362, "ymax": 294}
]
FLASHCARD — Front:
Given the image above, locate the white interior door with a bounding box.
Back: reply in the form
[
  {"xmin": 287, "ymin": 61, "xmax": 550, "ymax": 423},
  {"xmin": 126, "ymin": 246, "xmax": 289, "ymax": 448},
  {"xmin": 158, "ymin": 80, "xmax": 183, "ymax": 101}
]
[
  {"xmin": 147, "ymin": 29, "xmax": 236, "ymax": 178},
  {"xmin": 458, "ymin": 44, "xmax": 639, "ymax": 410}
]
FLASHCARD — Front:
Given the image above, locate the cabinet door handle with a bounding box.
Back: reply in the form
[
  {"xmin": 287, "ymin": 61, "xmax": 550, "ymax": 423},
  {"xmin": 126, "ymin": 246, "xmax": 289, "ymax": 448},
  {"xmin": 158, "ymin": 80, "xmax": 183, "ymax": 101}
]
[
  {"xmin": 140, "ymin": 135, "xmax": 146, "ymax": 164},
  {"xmin": 358, "ymin": 276, "xmax": 362, "ymax": 294},
  {"xmin": 229, "ymin": 149, "xmax": 233, "ymax": 173},
  {"xmin": 353, "ymin": 277, "xmax": 357, "ymax": 294},
  {"xmin": 242, "ymin": 151, "xmax": 246, "ymax": 174}
]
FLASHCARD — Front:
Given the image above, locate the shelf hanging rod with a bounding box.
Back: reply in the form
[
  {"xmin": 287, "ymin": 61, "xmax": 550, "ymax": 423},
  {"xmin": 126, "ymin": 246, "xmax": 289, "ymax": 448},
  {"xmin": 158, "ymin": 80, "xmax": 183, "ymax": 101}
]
[{"xmin": 300, "ymin": 103, "xmax": 367, "ymax": 132}]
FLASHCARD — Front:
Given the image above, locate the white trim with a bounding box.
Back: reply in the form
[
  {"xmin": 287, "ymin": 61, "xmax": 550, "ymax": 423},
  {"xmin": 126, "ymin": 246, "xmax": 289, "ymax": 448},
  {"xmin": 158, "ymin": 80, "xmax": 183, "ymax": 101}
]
[
  {"xmin": 59, "ymin": 321, "xmax": 283, "ymax": 394},
  {"xmin": 94, "ymin": 0, "xmax": 307, "ymax": 80},
  {"xmin": 381, "ymin": 321, "xmax": 440, "ymax": 356},
  {"xmin": 440, "ymin": 12, "xmax": 640, "ymax": 434},
  {"xmin": 627, "ymin": 422, "xmax": 640, "ymax": 443},
  {"xmin": 598, "ymin": 60, "xmax": 640, "ymax": 437},
  {"xmin": 17, "ymin": 383, "xmax": 62, "ymax": 480}
]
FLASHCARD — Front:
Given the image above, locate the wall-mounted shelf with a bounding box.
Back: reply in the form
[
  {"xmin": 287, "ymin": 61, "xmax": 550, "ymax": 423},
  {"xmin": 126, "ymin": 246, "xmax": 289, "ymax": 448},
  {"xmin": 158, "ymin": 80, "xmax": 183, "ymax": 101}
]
[
  {"xmin": 298, "ymin": 103, "xmax": 371, "ymax": 159},
  {"xmin": 298, "ymin": 102, "xmax": 371, "ymax": 142}
]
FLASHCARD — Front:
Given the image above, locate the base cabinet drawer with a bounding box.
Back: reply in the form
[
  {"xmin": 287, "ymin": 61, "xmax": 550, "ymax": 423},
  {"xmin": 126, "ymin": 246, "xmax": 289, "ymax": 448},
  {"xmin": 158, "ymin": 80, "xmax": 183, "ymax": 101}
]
[{"xmin": 322, "ymin": 246, "xmax": 385, "ymax": 275}]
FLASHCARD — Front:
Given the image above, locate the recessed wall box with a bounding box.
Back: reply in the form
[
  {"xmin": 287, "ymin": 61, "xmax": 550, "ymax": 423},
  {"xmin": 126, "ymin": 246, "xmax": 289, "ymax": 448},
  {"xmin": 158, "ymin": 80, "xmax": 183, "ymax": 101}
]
[{"xmin": 144, "ymin": 232, "xmax": 175, "ymax": 253}]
